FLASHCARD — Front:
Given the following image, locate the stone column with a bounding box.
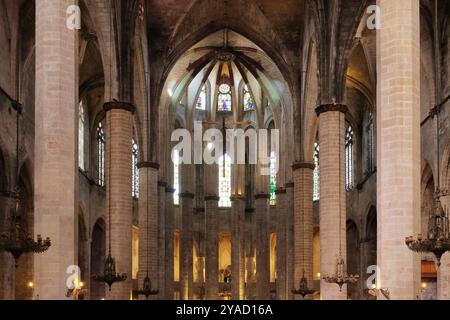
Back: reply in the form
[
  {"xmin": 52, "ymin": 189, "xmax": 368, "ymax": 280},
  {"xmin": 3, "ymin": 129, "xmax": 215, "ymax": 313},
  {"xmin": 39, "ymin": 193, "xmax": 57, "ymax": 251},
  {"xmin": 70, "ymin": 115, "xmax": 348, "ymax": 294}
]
[
  {"xmin": 180, "ymin": 190, "xmax": 194, "ymax": 300},
  {"xmin": 104, "ymin": 102, "xmax": 135, "ymax": 300},
  {"xmin": 165, "ymin": 186, "xmax": 175, "ymax": 299},
  {"xmin": 292, "ymin": 163, "xmax": 314, "ymax": 300},
  {"xmin": 275, "ymin": 189, "xmax": 288, "ymax": 300},
  {"xmin": 205, "ymin": 195, "xmax": 219, "ymax": 300},
  {"xmin": 157, "ymin": 181, "xmax": 167, "ymax": 299},
  {"xmin": 231, "ymin": 195, "xmax": 245, "ymax": 300},
  {"xmin": 34, "ymin": 0, "xmax": 78, "ymax": 300},
  {"xmin": 377, "ymin": 0, "xmax": 421, "ymax": 300},
  {"xmin": 245, "ymin": 209, "xmax": 255, "ymax": 300},
  {"xmin": 316, "ymin": 104, "xmax": 347, "ymax": 300},
  {"xmin": 255, "ymin": 194, "xmax": 270, "ymax": 300},
  {"xmin": 285, "ymin": 182, "xmax": 295, "ymax": 300},
  {"xmin": 438, "ymin": 196, "xmax": 450, "ymax": 300}
]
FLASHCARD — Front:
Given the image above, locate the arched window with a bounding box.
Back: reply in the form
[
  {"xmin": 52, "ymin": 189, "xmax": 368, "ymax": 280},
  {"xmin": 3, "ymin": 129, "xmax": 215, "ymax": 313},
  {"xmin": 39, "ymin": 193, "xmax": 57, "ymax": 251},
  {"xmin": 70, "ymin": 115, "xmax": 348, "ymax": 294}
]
[
  {"xmin": 243, "ymin": 84, "xmax": 254, "ymax": 111},
  {"xmin": 367, "ymin": 111, "xmax": 374, "ymax": 173},
  {"xmin": 173, "ymin": 149, "xmax": 180, "ymax": 206},
  {"xmin": 217, "ymin": 83, "xmax": 232, "ymax": 112},
  {"xmin": 196, "ymin": 85, "xmax": 207, "ymax": 110},
  {"xmin": 345, "ymin": 126, "xmax": 354, "ymax": 190},
  {"xmin": 269, "ymin": 151, "xmax": 277, "ymax": 206},
  {"xmin": 78, "ymin": 102, "xmax": 86, "ymax": 170},
  {"xmin": 97, "ymin": 121, "xmax": 105, "ymax": 187},
  {"xmin": 132, "ymin": 140, "xmax": 139, "ymax": 198},
  {"xmin": 218, "ymin": 154, "xmax": 232, "ymax": 208},
  {"xmin": 313, "ymin": 142, "xmax": 320, "ymax": 201}
]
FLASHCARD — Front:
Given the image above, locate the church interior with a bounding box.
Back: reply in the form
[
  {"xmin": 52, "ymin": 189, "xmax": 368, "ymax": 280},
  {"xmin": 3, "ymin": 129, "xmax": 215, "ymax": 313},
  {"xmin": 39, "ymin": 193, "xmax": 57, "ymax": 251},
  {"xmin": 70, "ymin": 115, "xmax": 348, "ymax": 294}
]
[{"xmin": 0, "ymin": 0, "xmax": 450, "ymax": 300}]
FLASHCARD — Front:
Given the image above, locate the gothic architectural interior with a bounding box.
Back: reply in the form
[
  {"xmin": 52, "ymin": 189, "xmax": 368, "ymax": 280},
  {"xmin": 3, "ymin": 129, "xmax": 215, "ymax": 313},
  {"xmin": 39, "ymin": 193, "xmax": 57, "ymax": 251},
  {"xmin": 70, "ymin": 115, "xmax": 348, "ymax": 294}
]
[{"xmin": 0, "ymin": 0, "xmax": 449, "ymax": 301}]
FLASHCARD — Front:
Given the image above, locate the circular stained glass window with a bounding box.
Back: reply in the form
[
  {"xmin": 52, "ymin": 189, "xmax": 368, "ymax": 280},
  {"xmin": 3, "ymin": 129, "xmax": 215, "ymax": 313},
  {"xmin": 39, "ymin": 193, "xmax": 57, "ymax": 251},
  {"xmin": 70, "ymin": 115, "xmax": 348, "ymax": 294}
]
[{"xmin": 219, "ymin": 83, "xmax": 231, "ymax": 94}]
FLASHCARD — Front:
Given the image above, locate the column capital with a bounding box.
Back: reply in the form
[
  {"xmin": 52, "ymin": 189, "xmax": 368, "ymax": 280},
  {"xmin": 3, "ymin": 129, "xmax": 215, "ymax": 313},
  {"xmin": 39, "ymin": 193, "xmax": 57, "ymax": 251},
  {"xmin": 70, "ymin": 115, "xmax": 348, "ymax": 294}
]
[
  {"xmin": 205, "ymin": 195, "xmax": 220, "ymax": 201},
  {"xmin": 179, "ymin": 192, "xmax": 195, "ymax": 199},
  {"xmin": 158, "ymin": 181, "xmax": 167, "ymax": 188},
  {"xmin": 231, "ymin": 194, "xmax": 246, "ymax": 202},
  {"xmin": 292, "ymin": 162, "xmax": 315, "ymax": 171},
  {"xmin": 165, "ymin": 186, "xmax": 176, "ymax": 194},
  {"xmin": 285, "ymin": 182, "xmax": 294, "ymax": 189},
  {"xmin": 137, "ymin": 161, "xmax": 160, "ymax": 170},
  {"xmin": 103, "ymin": 101, "xmax": 136, "ymax": 114},
  {"xmin": 255, "ymin": 193, "xmax": 271, "ymax": 200},
  {"xmin": 315, "ymin": 103, "xmax": 348, "ymax": 116},
  {"xmin": 275, "ymin": 188, "xmax": 287, "ymax": 195}
]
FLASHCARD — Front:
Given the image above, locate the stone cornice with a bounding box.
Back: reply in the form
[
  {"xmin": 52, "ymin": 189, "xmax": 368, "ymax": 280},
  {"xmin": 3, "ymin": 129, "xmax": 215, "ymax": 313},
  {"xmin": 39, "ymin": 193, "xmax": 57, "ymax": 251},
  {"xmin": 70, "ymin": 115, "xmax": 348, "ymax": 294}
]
[
  {"xmin": 292, "ymin": 162, "xmax": 315, "ymax": 171},
  {"xmin": 205, "ymin": 195, "xmax": 220, "ymax": 201},
  {"xmin": 179, "ymin": 192, "xmax": 195, "ymax": 199},
  {"xmin": 315, "ymin": 103, "xmax": 348, "ymax": 116},
  {"xmin": 103, "ymin": 101, "xmax": 136, "ymax": 114},
  {"xmin": 137, "ymin": 162, "xmax": 160, "ymax": 170}
]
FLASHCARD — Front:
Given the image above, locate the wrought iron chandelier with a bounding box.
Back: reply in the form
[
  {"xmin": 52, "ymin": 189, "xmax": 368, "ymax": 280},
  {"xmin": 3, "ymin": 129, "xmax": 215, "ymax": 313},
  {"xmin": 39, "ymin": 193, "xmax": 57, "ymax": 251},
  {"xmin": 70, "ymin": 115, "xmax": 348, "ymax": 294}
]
[
  {"xmin": 323, "ymin": 110, "xmax": 359, "ymax": 291},
  {"xmin": 405, "ymin": 106, "xmax": 450, "ymax": 266},
  {"xmin": 136, "ymin": 168, "xmax": 158, "ymax": 299},
  {"xmin": 0, "ymin": 102, "xmax": 51, "ymax": 266}
]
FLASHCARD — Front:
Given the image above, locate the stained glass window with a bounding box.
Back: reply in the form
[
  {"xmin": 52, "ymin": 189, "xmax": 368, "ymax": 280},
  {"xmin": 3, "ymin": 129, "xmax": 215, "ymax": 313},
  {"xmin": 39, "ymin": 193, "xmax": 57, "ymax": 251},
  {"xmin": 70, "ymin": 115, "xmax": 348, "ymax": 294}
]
[
  {"xmin": 78, "ymin": 102, "xmax": 86, "ymax": 170},
  {"xmin": 97, "ymin": 121, "xmax": 105, "ymax": 187},
  {"xmin": 367, "ymin": 112, "xmax": 374, "ymax": 173},
  {"xmin": 218, "ymin": 83, "xmax": 232, "ymax": 112},
  {"xmin": 196, "ymin": 85, "xmax": 207, "ymax": 110},
  {"xmin": 313, "ymin": 142, "xmax": 320, "ymax": 201},
  {"xmin": 132, "ymin": 140, "xmax": 139, "ymax": 198},
  {"xmin": 345, "ymin": 126, "xmax": 354, "ymax": 191},
  {"xmin": 270, "ymin": 151, "xmax": 277, "ymax": 206},
  {"xmin": 243, "ymin": 84, "xmax": 254, "ymax": 111},
  {"xmin": 219, "ymin": 154, "xmax": 232, "ymax": 208},
  {"xmin": 173, "ymin": 149, "xmax": 180, "ymax": 206}
]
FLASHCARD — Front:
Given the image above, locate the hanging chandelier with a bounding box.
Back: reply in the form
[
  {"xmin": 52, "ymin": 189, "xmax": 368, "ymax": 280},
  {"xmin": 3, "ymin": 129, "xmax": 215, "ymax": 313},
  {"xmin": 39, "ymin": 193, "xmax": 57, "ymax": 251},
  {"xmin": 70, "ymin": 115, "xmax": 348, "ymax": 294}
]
[
  {"xmin": 93, "ymin": 252, "xmax": 127, "ymax": 291},
  {"xmin": 405, "ymin": 106, "xmax": 450, "ymax": 267},
  {"xmin": 0, "ymin": 103, "xmax": 51, "ymax": 266},
  {"xmin": 292, "ymin": 271, "xmax": 317, "ymax": 298},
  {"xmin": 323, "ymin": 255, "xmax": 359, "ymax": 291},
  {"xmin": 322, "ymin": 110, "xmax": 359, "ymax": 291}
]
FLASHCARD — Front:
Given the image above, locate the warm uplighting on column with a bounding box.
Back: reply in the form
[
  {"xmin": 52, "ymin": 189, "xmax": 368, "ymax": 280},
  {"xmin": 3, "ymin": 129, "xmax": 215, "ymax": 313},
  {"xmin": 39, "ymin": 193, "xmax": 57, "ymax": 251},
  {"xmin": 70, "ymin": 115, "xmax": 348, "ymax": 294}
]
[{"xmin": 28, "ymin": 282, "xmax": 34, "ymax": 289}]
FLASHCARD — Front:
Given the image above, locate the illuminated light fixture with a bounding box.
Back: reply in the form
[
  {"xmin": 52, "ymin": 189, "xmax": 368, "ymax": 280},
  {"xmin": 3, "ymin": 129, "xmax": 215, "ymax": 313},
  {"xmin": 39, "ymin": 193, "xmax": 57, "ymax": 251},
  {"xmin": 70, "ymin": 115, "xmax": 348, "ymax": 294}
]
[
  {"xmin": 0, "ymin": 102, "xmax": 51, "ymax": 266},
  {"xmin": 405, "ymin": 105, "xmax": 450, "ymax": 267}
]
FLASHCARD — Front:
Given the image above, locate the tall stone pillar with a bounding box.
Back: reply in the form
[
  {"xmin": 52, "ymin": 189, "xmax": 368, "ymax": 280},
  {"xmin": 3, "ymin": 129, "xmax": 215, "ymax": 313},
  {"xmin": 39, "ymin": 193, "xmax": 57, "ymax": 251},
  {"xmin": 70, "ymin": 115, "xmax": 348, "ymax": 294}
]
[
  {"xmin": 377, "ymin": 0, "xmax": 421, "ymax": 300},
  {"xmin": 438, "ymin": 196, "xmax": 450, "ymax": 300},
  {"xmin": 275, "ymin": 189, "xmax": 288, "ymax": 300},
  {"xmin": 255, "ymin": 194, "xmax": 270, "ymax": 300},
  {"xmin": 104, "ymin": 102, "xmax": 135, "ymax": 300},
  {"xmin": 292, "ymin": 163, "xmax": 314, "ymax": 300},
  {"xmin": 165, "ymin": 186, "xmax": 176, "ymax": 299},
  {"xmin": 286, "ymin": 182, "xmax": 295, "ymax": 300},
  {"xmin": 245, "ymin": 209, "xmax": 255, "ymax": 300},
  {"xmin": 157, "ymin": 181, "xmax": 167, "ymax": 299},
  {"xmin": 231, "ymin": 195, "xmax": 245, "ymax": 300},
  {"xmin": 34, "ymin": 0, "xmax": 78, "ymax": 300},
  {"xmin": 205, "ymin": 195, "xmax": 219, "ymax": 300},
  {"xmin": 137, "ymin": 163, "xmax": 159, "ymax": 300},
  {"xmin": 316, "ymin": 104, "xmax": 347, "ymax": 300},
  {"xmin": 180, "ymin": 192, "xmax": 194, "ymax": 300}
]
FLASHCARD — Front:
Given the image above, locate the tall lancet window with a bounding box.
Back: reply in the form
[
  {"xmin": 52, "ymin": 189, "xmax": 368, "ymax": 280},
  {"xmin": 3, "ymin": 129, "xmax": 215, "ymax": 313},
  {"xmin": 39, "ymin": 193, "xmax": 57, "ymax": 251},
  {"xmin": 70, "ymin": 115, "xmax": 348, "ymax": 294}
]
[
  {"xmin": 243, "ymin": 84, "xmax": 254, "ymax": 111},
  {"xmin": 196, "ymin": 85, "xmax": 207, "ymax": 110},
  {"xmin": 217, "ymin": 83, "xmax": 232, "ymax": 112},
  {"xmin": 97, "ymin": 121, "xmax": 105, "ymax": 187},
  {"xmin": 78, "ymin": 102, "xmax": 86, "ymax": 171},
  {"xmin": 345, "ymin": 126, "xmax": 354, "ymax": 191},
  {"xmin": 218, "ymin": 154, "xmax": 232, "ymax": 208},
  {"xmin": 269, "ymin": 151, "xmax": 277, "ymax": 206},
  {"xmin": 173, "ymin": 149, "xmax": 180, "ymax": 206},
  {"xmin": 313, "ymin": 142, "xmax": 320, "ymax": 201},
  {"xmin": 132, "ymin": 140, "xmax": 139, "ymax": 198},
  {"xmin": 367, "ymin": 111, "xmax": 374, "ymax": 173}
]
